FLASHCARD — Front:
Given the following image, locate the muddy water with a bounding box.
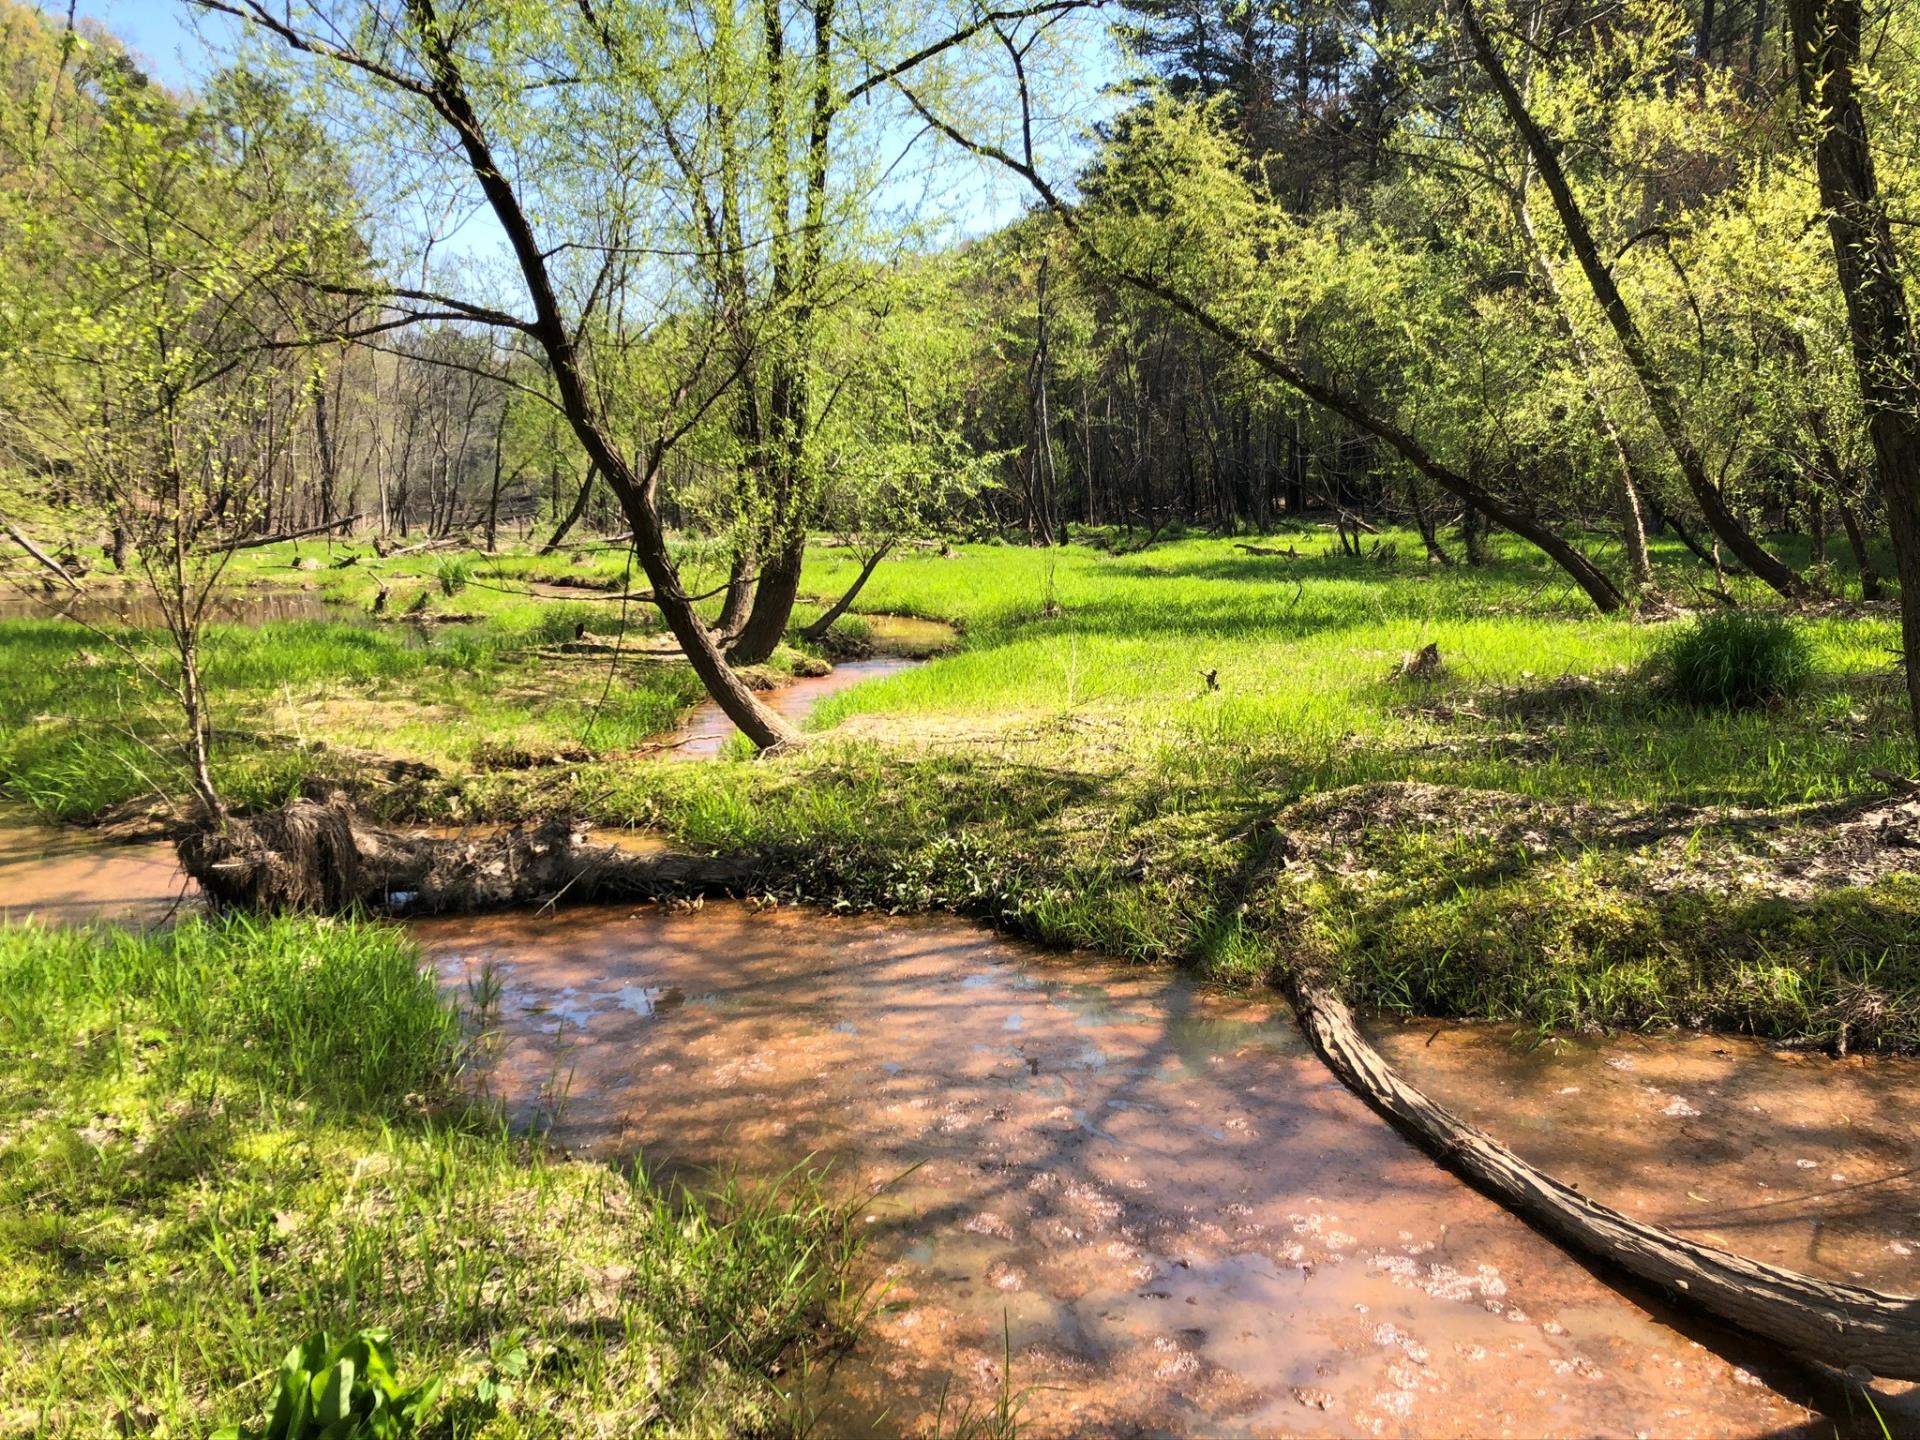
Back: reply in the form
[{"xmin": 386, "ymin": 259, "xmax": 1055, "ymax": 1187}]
[
  {"xmin": 1376, "ymin": 1023, "xmax": 1920, "ymax": 1294},
  {"xmin": 416, "ymin": 903, "xmax": 1893, "ymax": 1437},
  {"xmin": 671, "ymin": 656, "xmax": 920, "ymax": 756},
  {"xmin": 0, "ymin": 587, "xmax": 341, "ymax": 626},
  {"xmin": 0, "ymin": 818, "xmax": 195, "ymax": 925}
]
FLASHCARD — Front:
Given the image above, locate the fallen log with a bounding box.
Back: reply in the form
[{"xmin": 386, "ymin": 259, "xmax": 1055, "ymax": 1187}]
[
  {"xmin": 177, "ymin": 799, "xmax": 760, "ymax": 914},
  {"xmin": 382, "ymin": 535, "xmax": 468, "ymax": 560},
  {"xmin": 198, "ymin": 514, "xmax": 364, "ymax": 555},
  {"xmin": 1288, "ymin": 973, "xmax": 1920, "ymax": 1379},
  {"xmin": 1, "ymin": 516, "xmax": 83, "ymax": 590}
]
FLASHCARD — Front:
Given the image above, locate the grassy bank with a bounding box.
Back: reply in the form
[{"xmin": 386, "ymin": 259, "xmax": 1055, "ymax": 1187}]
[
  {"xmin": 4, "ymin": 527, "xmax": 1918, "ymax": 1049},
  {"xmin": 591, "ymin": 532, "xmax": 1920, "ymax": 1052},
  {"xmin": 0, "ymin": 918, "xmax": 861, "ymax": 1436}
]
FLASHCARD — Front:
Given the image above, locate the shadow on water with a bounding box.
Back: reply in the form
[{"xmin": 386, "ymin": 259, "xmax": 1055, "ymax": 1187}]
[
  {"xmin": 2, "ymin": 733, "xmax": 1917, "ymax": 1432},
  {"xmin": 413, "ymin": 901, "xmax": 1920, "ymax": 1437}
]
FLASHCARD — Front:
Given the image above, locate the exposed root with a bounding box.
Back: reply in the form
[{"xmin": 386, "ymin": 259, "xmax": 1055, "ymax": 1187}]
[{"xmin": 178, "ymin": 799, "xmax": 757, "ymax": 914}]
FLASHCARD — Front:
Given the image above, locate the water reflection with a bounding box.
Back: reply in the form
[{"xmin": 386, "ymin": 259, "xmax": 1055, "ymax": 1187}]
[{"xmin": 415, "ymin": 903, "xmax": 1880, "ymax": 1437}]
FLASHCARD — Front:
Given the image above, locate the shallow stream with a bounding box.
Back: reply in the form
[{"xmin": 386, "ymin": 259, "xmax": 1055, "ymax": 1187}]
[
  {"xmin": 672, "ymin": 655, "xmax": 920, "ymax": 756},
  {"xmin": 5, "ymin": 652, "xmax": 1920, "ymax": 1434},
  {"xmin": 416, "ymin": 903, "xmax": 1920, "ymax": 1436}
]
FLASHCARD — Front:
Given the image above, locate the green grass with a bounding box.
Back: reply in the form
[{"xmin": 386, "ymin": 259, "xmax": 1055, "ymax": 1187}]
[
  {"xmin": 5, "ymin": 524, "xmax": 1917, "ymax": 1049},
  {"xmin": 1656, "ymin": 609, "xmax": 1816, "ymax": 708},
  {"xmin": 0, "ymin": 917, "xmax": 862, "ymax": 1436},
  {"xmin": 608, "ymin": 526, "xmax": 1917, "ymax": 1050}
]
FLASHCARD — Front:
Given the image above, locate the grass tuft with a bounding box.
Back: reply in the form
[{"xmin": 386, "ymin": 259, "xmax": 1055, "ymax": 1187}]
[
  {"xmin": 0, "ymin": 917, "xmax": 860, "ymax": 1436},
  {"xmin": 1656, "ymin": 611, "xmax": 1814, "ymax": 708}
]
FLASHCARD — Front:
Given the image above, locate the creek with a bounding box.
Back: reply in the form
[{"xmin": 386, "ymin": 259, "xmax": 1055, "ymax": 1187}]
[{"xmin": 4, "ymin": 659, "xmax": 1919, "ymax": 1434}]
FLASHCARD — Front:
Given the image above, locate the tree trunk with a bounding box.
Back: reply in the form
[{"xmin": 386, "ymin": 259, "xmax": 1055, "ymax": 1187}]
[
  {"xmin": 1837, "ymin": 499, "xmax": 1885, "ymax": 600},
  {"xmin": 177, "ymin": 627, "xmax": 224, "ymax": 820},
  {"xmin": 714, "ymin": 535, "xmax": 757, "ymax": 641},
  {"xmin": 800, "ymin": 538, "xmax": 895, "ymax": 641},
  {"xmin": 403, "ymin": 0, "xmax": 794, "ymax": 749},
  {"xmin": 541, "ymin": 463, "xmax": 597, "ymax": 555},
  {"xmin": 727, "ymin": 533, "xmax": 805, "ymax": 665},
  {"xmin": 1290, "ymin": 972, "xmax": 1920, "ymax": 1380},
  {"xmin": 1516, "ymin": 186, "xmax": 1654, "ymax": 588},
  {"xmin": 1460, "ymin": 505, "xmax": 1491, "ymax": 565},
  {"xmin": 485, "ymin": 425, "xmax": 505, "ymax": 553},
  {"xmin": 1458, "ymin": 0, "xmax": 1807, "ymax": 600},
  {"xmin": 1789, "ymin": 0, "xmax": 1920, "ymax": 748},
  {"xmin": 312, "ymin": 381, "xmax": 339, "ymax": 525}
]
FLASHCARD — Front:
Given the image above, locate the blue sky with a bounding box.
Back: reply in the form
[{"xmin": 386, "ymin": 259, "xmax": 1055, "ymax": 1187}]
[
  {"xmin": 46, "ymin": 0, "xmax": 1123, "ymax": 243},
  {"xmin": 58, "ymin": 0, "xmax": 233, "ymax": 89}
]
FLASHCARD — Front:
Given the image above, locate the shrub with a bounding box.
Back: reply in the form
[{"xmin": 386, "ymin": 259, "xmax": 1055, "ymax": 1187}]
[
  {"xmin": 1657, "ymin": 611, "xmax": 1813, "ymax": 708},
  {"xmin": 434, "ymin": 556, "xmax": 473, "ymax": 597}
]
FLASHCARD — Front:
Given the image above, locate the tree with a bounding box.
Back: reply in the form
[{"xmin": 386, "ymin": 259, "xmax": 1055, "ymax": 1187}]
[
  {"xmin": 0, "ymin": 14, "xmax": 356, "ymax": 813},
  {"xmin": 197, "ymin": 0, "xmax": 805, "ymax": 746},
  {"xmin": 904, "ymin": 81, "xmax": 1630, "ymax": 608},
  {"xmin": 1787, "ymin": 0, "xmax": 1920, "ymax": 747},
  {"xmin": 1452, "ymin": 0, "xmax": 1811, "ymax": 599}
]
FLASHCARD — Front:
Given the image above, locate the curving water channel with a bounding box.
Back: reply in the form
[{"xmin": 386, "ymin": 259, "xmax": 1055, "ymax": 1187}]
[
  {"xmin": 418, "ymin": 904, "xmax": 1920, "ymax": 1437},
  {"xmin": 671, "ymin": 655, "xmax": 921, "ymax": 756},
  {"xmin": 6, "ymin": 650, "xmax": 1920, "ymax": 1433},
  {"xmin": 10, "ymin": 816, "xmax": 1920, "ymax": 1432}
]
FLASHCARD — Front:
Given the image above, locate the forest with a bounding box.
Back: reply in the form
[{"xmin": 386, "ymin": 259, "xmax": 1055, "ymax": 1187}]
[{"xmin": 4, "ymin": 0, "xmax": 1920, "ymax": 1433}]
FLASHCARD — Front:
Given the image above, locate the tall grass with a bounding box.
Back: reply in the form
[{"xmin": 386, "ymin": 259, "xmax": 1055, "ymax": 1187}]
[
  {"xmin": 0, "ymin": 917, "xmax": 457, "ymax": 1110},
  {"xmin": 1656, "ymin": 610, "xmax": 1814, "ymax": 708},
  {"xmin": 0, "ymin": 918, "xmax": 863, "ymax": 1435}
]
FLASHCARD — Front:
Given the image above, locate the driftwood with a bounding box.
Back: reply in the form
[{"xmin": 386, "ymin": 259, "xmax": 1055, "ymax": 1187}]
[
  {"xmin": 178, "ymin": 800, "xmax": 759, "ymax": 914},
  {"xmin": 382, "ymin": 536, "xmax": 470, "ymax": 560},
  {"xmin": 1, "ymin": 517, "xmax": 83, "ymax": 590},
  {"xmin": 199, "ymin": 513, "xmax": 363, "ymax": 555},
  {"xmin": 1289, "ymin": 974, "xmax": 1920, "ymax": 1379}
]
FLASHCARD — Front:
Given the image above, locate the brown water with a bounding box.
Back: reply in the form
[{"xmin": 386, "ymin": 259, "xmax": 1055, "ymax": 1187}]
[
  {"xmin": 0, "ymin": 587, "xmax": 342, "ymax": 627},
  {"xmin": 416, "ymin": 903, "xmax": 1914, "ymax": 1436},
  {"xmin": 1375, "ymin": 1023, "xmax": 1920, "ymax": 1294},
  {"xmin": 0, "ymin": 819, "xmax": 195, "ymax": 925},
  {"xmin": 671, "ymin": 656, "xmax": 920, "ymax": 756}
]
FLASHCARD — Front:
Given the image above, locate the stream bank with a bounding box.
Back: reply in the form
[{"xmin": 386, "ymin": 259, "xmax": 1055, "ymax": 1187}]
[{"xmin": 5, "ymin": 807, "xmax": 1920, "ymax": 1432}]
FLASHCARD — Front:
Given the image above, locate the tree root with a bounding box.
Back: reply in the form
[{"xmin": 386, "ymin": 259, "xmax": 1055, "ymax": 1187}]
[
  {"xmin": 177, "ymin": 799, "xmax": 758, "ymax": 914},
  {"xmin": 1288, "ymin": 973, "xmax": 1920, "ymax": 1379}
]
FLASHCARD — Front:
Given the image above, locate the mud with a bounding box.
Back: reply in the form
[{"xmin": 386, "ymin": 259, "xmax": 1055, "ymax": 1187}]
[{"xmin": 416, "ymin": 903, "xmax": 1904, "ymax": 1436}]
